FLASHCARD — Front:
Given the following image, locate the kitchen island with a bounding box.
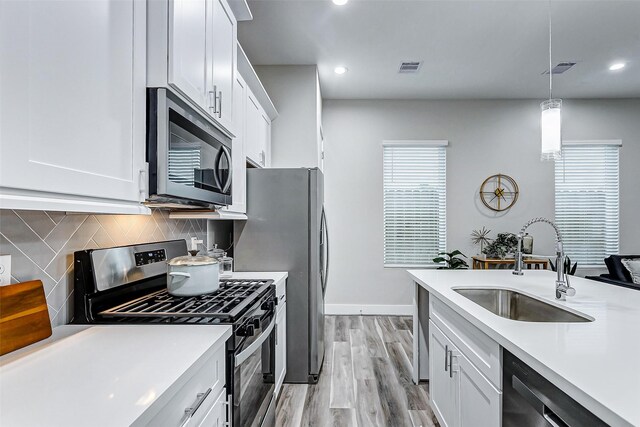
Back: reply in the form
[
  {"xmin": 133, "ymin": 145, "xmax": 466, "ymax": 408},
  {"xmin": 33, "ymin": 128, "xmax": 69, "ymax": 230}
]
[{"xmin": 409, "ymin": 269, "xmax": 640, "ymax": 427}]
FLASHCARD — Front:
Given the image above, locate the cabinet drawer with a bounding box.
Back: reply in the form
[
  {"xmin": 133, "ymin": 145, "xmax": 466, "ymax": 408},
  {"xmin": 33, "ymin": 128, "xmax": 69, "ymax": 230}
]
[
  {"xmin": 197, "ymin": 388, "xmax": 228, "ymax": 427},
  {"xmin": 430, "ymin": 296, "xmax": 501, "ymax": 389},
  {"xmin": 145, "ymin": 344, "xmax": 226, "ymax": 427}
]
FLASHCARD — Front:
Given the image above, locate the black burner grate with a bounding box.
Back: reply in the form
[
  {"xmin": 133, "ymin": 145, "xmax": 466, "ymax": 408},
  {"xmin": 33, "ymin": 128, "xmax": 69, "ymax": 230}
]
[{"xmin": 99, "ymin": 279, "xmax": 273, "ymax": 321}]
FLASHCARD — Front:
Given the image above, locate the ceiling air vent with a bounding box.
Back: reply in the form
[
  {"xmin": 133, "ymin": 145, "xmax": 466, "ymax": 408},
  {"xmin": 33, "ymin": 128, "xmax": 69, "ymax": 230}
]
[
  {"xmin": 542, "ymin": 62, "xmax": 577, "ymax": 75},
  {"xmin": 399, "ymin": 61, "xmax": 423, "ymax": 73}
]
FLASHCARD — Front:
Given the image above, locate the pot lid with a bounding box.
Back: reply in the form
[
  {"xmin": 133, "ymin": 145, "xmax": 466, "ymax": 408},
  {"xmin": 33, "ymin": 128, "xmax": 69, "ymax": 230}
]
[{"xmin": 168, "ymin": 254, "xmax": 218, "ymax": 266}]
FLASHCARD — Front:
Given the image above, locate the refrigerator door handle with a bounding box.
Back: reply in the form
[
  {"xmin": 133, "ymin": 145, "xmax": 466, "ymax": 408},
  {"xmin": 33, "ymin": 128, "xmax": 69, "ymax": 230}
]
[{"xmin": 320, "ymin": 207, "xmax": 329, "ymax": 296}]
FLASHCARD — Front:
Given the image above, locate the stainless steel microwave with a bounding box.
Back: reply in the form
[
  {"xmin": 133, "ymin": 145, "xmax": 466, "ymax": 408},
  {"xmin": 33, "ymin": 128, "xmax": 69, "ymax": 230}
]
[{"xmin": 146, "ymin": 88, "xmax": 232, "ymax": 208}]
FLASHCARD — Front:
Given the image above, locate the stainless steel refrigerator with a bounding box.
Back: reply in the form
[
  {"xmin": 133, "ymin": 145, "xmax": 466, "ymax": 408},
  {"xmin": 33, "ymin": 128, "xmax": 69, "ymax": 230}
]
[{"xmin": 234, "ymin": 168, "xmax": 328, "ymax": 384}]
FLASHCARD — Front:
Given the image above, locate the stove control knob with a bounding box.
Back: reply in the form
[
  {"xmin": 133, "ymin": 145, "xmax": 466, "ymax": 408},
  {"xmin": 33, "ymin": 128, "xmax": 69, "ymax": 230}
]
[
  {"xmin": 261, "ymin": 300, "xmax": 275, "ymax": 311},
  {"xmin": 238, "ymin": 324, "xmax": 255, "ymax": 337}
]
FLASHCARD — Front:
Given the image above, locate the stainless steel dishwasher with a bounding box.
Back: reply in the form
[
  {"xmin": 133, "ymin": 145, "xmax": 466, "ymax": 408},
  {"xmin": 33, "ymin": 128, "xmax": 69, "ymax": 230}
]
[{"xmin": 503, "ymin": 350, "xmax": 609, "ymax": 427}]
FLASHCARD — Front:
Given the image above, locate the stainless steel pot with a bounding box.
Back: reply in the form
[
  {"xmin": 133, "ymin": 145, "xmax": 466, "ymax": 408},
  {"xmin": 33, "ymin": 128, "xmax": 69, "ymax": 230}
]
[{"xmin": 167, "ymin": 254, "xmax": 219, "ymax": 296}]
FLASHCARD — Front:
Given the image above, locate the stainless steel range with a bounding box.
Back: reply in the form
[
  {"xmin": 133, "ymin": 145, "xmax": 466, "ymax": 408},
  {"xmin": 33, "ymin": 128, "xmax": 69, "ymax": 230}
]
[{"xmin": 72, "ymin": 239, "xmax": 277, "ymax": 427}]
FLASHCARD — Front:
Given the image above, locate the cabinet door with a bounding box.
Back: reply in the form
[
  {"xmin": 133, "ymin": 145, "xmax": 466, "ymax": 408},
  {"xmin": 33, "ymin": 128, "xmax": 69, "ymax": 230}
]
[
  {"xmin": 222, "ymin": 74, "xmax": 246, "ymax": 213},
  {"xmin": 429, "ymin": 321, "xmax": 458, "ymax": 427},
  {"xmin": 245, "ymin": 89, "xmax": 261, "ymax": 166},
  {"xmin": 169, "ymin": 0, "xmax": 209, "ymax": 110},
  {"xmin": 210, "ymin": 0, "xmax": 236, "ymax": 131},
  {"xmin": 197, "ymin": 388, "xmax": 228, "ymax": 427},
  {"xmin": 458, "ymin": 353, "xmax": 501, "ymax": 427},
  {"xmin": 260, "ymin": 112, "xmax": 272, "ymax": 168},
  {"xmin": 0, "ymin": 0, "xmax": 146, "ymax": 206},
  {"xmin": 275, "ymin": 304, "xmax": 287, "ymax": 397}
]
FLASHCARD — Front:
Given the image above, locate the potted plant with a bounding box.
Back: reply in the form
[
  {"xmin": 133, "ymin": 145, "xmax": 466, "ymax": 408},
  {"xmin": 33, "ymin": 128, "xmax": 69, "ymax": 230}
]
[
  {"xmin": 433, "ymin": 250, "xmax": 469, "ymax": 269},
  {"xmin": 482, "ymin": 233, "xmax": 519, "ymax": 259}
]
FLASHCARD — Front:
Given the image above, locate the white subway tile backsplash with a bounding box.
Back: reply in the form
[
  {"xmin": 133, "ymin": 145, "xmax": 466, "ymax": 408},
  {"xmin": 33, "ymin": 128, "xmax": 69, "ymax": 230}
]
[
  {"xmin": 0, "ymin": 209, "xmax": 207, "ymax": 328},
  {"xmin": 14, "ymin": 210, "xmax": 56, "ymax": 240},
  {"xmin": 0, "ymin": 210, "xmax": 56, "ymax": 269}
]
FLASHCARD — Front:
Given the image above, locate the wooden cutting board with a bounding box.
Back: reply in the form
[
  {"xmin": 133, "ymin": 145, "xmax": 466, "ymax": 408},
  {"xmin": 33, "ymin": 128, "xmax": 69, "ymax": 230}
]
[{"xmin": 0, "ymin": 280, "xmax": 52, "ymax": 356}]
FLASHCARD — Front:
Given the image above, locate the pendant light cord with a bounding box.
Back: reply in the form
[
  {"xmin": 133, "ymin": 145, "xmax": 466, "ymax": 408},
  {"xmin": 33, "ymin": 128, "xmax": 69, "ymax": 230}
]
[{"xmin": 548, "ymin": 0, "xmax": 553, "ymax": 99}]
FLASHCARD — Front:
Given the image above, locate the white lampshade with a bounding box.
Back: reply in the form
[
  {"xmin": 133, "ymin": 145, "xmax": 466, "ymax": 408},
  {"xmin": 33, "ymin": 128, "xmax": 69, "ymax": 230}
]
[{"xmin": 540, "ymin": 99, "xmax": 562, "ymax": 161}]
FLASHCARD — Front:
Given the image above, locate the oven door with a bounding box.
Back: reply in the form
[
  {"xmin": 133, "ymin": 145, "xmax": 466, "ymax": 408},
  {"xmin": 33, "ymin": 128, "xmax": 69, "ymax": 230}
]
[
  {"xmin": 147, "ymin": 88, "xmax": 232, "ymax": 207},
  {"xmin": 233, "ymin": 311, "xmax": 276, "ymax": 427}
]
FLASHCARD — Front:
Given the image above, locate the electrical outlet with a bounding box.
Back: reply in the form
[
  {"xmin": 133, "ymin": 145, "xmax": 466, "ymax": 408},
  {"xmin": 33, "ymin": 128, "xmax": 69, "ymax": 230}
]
[{"xmin": 0, "ymin": 254, "xmax": 11, "ymax": 286}]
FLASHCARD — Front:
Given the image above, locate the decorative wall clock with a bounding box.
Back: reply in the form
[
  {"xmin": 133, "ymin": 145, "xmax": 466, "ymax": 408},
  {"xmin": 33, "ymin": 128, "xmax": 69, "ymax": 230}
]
[{"xmin": 480, "ymin": 174, "xmax": 519, "ymax": 212}]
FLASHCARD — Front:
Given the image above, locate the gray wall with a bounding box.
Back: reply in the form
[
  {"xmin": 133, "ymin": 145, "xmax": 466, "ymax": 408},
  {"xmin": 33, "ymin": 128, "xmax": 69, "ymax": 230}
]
[
  {"xmin": 0, "ymin": 210, "xmax": 208, "ymax": 327},
  {"xmin": 255, "ymin": 65, "xmax": 321, "ymax": 168},
  {"xmin": 323, "ymin": 99, "xmax": 640, "ymax": 310}
]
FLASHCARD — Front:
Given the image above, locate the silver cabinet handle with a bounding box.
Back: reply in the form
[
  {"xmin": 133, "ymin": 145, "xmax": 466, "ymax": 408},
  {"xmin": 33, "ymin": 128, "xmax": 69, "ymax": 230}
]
[
  {"xmin": 179, "ymin": 388, "xmax": 212, "ymax": 427},
  {"xmin": 218, "ymin": 90, "xmax": 222, "ymax": 119},
  {"xmin": 209, "ymin": 85, "xmax": 218, "ymax": 113},
  {"xmin": 444, "ymin": 345, "xmax": 448, "ymax": 371},
  {"xmin": 449, "ymin": 351, "xmax": 454, "ymax": 378}
]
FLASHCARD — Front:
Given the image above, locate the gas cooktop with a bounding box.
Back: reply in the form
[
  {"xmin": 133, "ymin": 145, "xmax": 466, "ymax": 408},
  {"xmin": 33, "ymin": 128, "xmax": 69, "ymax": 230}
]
[{"xmin": 99, "ymin": 279, "xmax": 273, "ymax": 322}]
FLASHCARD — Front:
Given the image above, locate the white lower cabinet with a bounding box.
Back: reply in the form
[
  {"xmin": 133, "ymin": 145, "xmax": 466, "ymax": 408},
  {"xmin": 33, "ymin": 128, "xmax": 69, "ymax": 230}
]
[
  {"xmin": 274, "ymin": 279, "xmax": 287, "ymax": 398},
  {"xmin": 429, "ymin": 321, "xmax": 460, "ymax": 427},
  {"xmin": 275, "ymin": 303, "xmax": 287, "ymax": 397},
  {"xmin": 458, "ymin": 353, "xmax": 501, "ymax": 427},
  {"xmin": 141, "ymin": 344, "xmax": 229, "ymax": 427},
  {"xmin": 197, "ymin": 388, "xmax": 229, "ymax": 427},
  {"xmin": 429, "ymin": 320, "xmax": 501, "ymax": 427}
]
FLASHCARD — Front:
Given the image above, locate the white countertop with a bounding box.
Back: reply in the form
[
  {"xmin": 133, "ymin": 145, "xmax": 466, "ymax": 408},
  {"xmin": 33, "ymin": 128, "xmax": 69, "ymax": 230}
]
[
  {"xmin": 0, "ymin": 324, "xmax": 231, "ymax": 427},
  {"xmin": 408, "ymin": 269, "xmax": 640, "ymax": 427}
]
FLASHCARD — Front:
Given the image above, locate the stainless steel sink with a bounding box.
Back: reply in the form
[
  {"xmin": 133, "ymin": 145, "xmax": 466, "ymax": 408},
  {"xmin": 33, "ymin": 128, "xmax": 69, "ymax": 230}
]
[{"xmin": 453, "ymin": 288, "xmax": 593, "ymax": 322}]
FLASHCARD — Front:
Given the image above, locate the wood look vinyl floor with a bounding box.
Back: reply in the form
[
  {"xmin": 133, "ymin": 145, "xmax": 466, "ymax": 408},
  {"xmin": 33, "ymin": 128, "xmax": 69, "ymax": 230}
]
[{"xmin": 276, "ymin": 316, "xmax": 440, "ymax": 427}]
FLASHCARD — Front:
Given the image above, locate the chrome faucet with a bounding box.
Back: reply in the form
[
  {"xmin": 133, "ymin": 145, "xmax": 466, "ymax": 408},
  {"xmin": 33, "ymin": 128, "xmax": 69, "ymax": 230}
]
[{"xmin": 513, "ymin": 217, "xmax": 576, "ymax": 300}]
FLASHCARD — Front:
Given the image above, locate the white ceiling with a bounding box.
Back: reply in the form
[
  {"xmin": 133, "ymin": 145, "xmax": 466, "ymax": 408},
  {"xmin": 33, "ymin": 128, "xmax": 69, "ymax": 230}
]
[{"xmin": 238, "ymin": 0, "xmax": 640, "ymax": 100}]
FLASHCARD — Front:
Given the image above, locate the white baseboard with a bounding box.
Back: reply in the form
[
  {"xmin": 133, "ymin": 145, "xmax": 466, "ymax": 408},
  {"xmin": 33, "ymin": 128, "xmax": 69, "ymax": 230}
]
[{"xmin": 325, "ymin": 304, "xmax": 413, "ymax": 316}]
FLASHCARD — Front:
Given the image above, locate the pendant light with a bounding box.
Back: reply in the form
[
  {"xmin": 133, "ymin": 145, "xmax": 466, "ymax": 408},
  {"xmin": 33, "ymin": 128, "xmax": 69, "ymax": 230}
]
[{"xmin": 540, "ymin": 0, "xmax": 562, "ymax": 161}]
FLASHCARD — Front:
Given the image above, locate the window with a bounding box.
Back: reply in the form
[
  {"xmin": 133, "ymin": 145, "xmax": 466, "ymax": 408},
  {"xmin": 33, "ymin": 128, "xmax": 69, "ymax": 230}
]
[
  {"xmin": 383, "ymin": 141, "xmax": 447, "ymax": 267},
  {"xmin": 555, "ymin": 141, "xmax": 621, "ymax": 267}
]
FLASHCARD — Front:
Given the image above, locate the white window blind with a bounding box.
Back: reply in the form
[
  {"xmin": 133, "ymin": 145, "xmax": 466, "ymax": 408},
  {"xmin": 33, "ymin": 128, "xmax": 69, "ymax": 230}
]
[
  {"xmin": 555, "ymin": 142, "xmax": 620, "ymax": 267},
  {"xmin": 383, "ymin": 141, "xmax": 447, "ymax": 267}
]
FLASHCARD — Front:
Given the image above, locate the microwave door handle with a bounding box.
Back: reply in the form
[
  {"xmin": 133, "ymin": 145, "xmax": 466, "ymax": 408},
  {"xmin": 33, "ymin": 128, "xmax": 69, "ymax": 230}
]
[
  {"xmin": 220, "ymin": 146, "xmax": 232, "ymax": 193},
  {"xmin": 213, "ymin": 148, "xmax": 225, "ymax": 191},
  {"xmin": 235, "ymin": 316, "xmax": 276, "ymax": 367}
]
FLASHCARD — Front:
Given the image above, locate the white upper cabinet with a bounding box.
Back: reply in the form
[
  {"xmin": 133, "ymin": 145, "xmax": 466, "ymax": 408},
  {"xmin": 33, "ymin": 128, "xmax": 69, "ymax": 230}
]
[
  {"xmin": 210, "ymin": 0, "xmax": 236, "ymax": 131},
  {"xmin": 149, "ymin": 0, "xmax": 237, "ymax": 136},
  {"xmin": 245, "ymin": 88, "xmax": 262, "ymax": 166},
  {"xmin": 261, "ymin": 112, "xmax": 272, "ymax": 168},
  {"xmin": 169, "ymin": 0, "xmax": 209, "ymax": 109},
  {"xmin": 237, "ymin": 44, "xmax": 277, "ymax": 169},
  {"xmin": 222, "ymin": 73, "xmax": 247, "ymax": 214},
  {"xmin": 0, "ymin": 0, "xmax": 149, "ymax": 214},
  {"xmin": 244, "ymin": 86, "xmax": 271, "ymax": 168}
]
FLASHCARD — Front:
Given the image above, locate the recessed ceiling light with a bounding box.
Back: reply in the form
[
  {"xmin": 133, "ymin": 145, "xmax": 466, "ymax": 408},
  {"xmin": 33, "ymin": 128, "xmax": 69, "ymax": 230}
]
[
  {"xmin": 334, "ymin": 66, "xmax": 348, "ymax": 75},
  {"xmin": 332, "ymin": 0, "xmax": 348, "ymax": 5},
  {"xmin": 609, "ymin": 62, "xmax": 626, "ymax": 71}
]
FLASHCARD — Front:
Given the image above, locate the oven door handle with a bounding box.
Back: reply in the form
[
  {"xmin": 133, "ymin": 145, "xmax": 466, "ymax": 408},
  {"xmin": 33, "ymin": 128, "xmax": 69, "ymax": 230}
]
[{"xmin": 235, "ymin": 316, "xmax": 276, "ymax": 367}]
